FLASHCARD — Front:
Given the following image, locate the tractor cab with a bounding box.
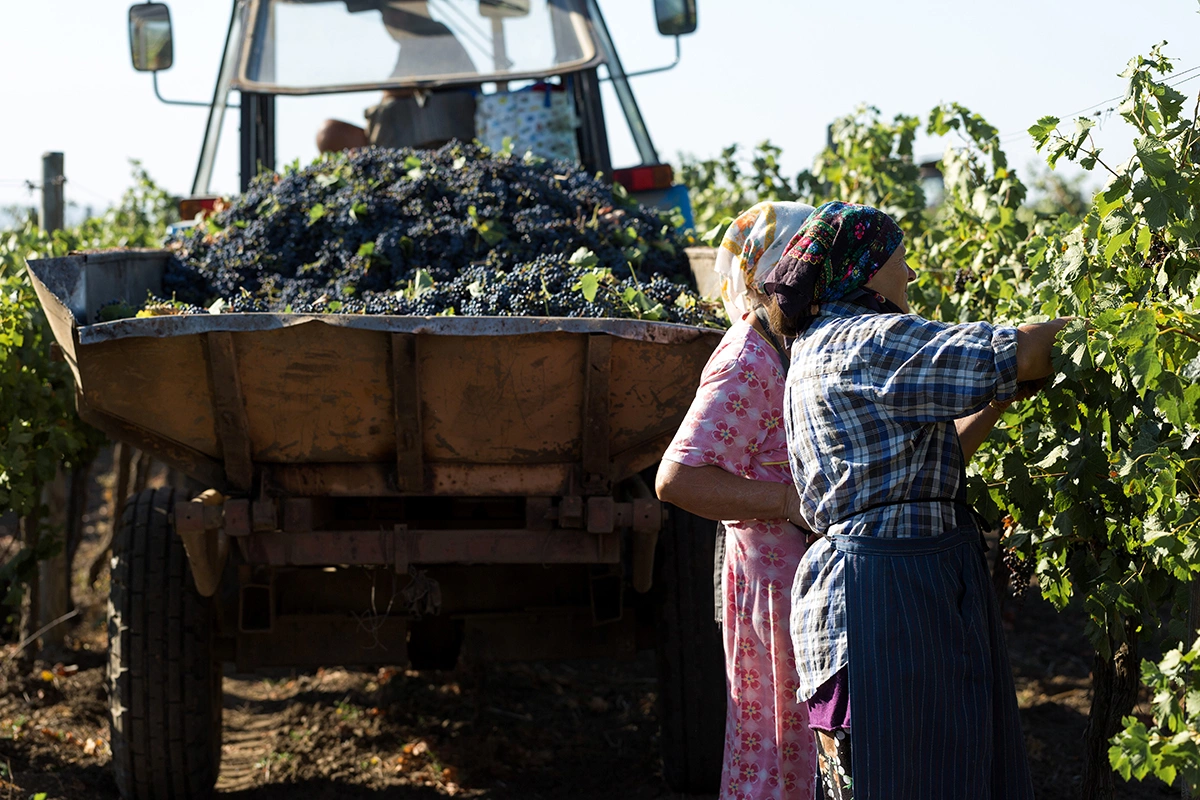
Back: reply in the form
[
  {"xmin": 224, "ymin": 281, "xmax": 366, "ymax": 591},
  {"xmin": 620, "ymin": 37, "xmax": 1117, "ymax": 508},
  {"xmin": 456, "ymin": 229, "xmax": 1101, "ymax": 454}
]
[{"xmin": 129, "ymin": 0, "xmax": 698, "ymax": 223}]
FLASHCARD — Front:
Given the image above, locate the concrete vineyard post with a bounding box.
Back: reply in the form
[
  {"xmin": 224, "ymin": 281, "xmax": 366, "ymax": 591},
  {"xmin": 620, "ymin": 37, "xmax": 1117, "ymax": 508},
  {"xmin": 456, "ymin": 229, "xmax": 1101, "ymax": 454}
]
[{"xmin": 40, "ymin": 152, "xmax": 64, "ymax": 233}]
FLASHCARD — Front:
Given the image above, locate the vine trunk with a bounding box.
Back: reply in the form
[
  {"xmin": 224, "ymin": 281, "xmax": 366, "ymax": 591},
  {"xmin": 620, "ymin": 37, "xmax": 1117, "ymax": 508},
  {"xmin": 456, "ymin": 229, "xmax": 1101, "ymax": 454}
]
[{"xmin": 1081, "ymin": 616, "xmax": 1141, "ymax": 800}]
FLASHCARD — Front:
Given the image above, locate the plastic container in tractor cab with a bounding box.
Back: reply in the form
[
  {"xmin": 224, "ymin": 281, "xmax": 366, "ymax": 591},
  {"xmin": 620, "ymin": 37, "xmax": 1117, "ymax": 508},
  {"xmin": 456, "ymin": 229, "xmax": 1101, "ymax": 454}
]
[{"xmin": 27, "ymin": 248, "xmax": 728, "ymax": 798}]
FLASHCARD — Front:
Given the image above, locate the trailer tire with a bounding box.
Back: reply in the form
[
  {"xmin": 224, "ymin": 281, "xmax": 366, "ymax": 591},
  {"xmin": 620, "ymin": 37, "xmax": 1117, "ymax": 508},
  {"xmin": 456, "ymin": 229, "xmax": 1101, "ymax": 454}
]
[
  {"xmin": 654, "ymin": 503, "xmax": 726, "ymax": 794},
  {"xmin": 108, "ymin": 488, "xmax": 222, "ymax": 800}
]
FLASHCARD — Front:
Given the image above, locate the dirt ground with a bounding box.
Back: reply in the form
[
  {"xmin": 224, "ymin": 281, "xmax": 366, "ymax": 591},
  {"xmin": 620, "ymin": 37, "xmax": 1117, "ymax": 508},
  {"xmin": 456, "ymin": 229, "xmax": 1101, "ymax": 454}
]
[{"xmin": 0, "ymin": 459, "xmax": 1180, "ymax": 799}]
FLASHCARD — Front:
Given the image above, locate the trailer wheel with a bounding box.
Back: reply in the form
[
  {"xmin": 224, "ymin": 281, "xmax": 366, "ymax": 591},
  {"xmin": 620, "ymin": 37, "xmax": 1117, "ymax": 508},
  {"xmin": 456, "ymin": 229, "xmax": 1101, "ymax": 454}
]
[
  {"xmin": 654, "ymin": 503, "xmax": 726, "ymax": 794},
  {"xmin": 109, "ymin": 488, "xmax": 222, "ymax": 800}
]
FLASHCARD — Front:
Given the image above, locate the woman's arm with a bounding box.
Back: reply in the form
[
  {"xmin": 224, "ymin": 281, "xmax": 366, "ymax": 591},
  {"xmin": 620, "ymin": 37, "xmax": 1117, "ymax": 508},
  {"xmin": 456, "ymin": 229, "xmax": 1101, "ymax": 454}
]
[
  {"xmin": 865, "ymin": 316, "xmax": 1068, "ymax": 423},
  {"xmin": 655, "ymin": 460, "xmax": 807, "ymax": 527},
  {"xmin": 954, "ymin": 405, "xmax": 1003, "ymax": 460},
  {"xmin": 955, "ymin": 377, "xmax": 1050, "ymax": 460}
]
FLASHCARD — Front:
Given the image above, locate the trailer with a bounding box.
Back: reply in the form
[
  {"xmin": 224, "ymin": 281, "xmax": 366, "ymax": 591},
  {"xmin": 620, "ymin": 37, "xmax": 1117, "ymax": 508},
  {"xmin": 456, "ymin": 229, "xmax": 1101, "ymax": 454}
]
[{"xmin": 27, "ymin": 249, "xmax": 726, "ymax": 799}]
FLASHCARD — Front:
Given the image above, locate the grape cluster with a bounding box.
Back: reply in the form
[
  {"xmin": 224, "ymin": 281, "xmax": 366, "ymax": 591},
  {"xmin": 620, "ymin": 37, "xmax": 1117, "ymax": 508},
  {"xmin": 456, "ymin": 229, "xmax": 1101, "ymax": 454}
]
[
  {"xmin": 953, "ymin": 268, "xmax": 969, "ymax": 293},
  {"xmin": 1144, "ymin": 232, "xmax": 1171, "ymax": 271},
  {"xmin": 141, "ymin": 296, "xmax": 209, "ymax": 316},
  {"xmin": 150, "ymin": 142, "xmax": 721, "ymax": 328},
  {"xmin": 1001, "ymin": 547, "xmax": 1035, "ymax": 600},
  {"xmin": 96, "ymin": 295, "xmax": 206, "ymax": 322}
]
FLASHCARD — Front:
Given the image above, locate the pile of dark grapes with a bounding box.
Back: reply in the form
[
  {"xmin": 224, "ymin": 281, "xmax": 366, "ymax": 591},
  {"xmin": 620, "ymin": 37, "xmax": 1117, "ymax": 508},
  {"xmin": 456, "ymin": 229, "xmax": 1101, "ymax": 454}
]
[{"xmin": 150, "ymin": 142, "xmax": 722, "ymax": 328}]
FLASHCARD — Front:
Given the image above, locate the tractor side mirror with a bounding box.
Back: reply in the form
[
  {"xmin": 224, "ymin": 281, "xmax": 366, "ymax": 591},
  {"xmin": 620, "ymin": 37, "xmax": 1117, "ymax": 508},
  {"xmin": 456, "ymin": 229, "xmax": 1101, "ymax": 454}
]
[
  {"xmin": 654, "ymin": 0, "xmax": 697, "ymax": 36},
  {"xmin": 128, "ymin": 3, "xmax": 174, "ymax": 72}
]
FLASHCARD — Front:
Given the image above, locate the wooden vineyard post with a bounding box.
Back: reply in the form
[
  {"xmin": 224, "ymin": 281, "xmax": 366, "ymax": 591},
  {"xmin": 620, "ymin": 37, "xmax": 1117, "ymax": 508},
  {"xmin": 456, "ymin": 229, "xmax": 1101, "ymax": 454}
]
[{"xmin": 37, "ymin": 470, "xmax": 70, "ymax": 651}]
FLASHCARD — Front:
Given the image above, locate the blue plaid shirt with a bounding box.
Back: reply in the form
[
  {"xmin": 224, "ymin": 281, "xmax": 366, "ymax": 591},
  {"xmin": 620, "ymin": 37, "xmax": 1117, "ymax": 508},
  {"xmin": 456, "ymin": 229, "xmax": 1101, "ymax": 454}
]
[{"xmin": 785, "ymin": 300, "xmax": 1019, "ymax": 699}]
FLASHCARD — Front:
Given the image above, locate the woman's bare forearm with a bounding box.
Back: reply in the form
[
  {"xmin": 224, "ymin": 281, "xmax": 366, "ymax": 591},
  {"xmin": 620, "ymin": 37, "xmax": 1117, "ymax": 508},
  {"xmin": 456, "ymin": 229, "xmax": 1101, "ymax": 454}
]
[
  {"xmin": 655, "ymin": 460, "xmax": 802, "ymax": 524},
  {"xmin": 954, "ymin": 404, "xmax": 1002, "ymax": 460},
  {"xmin": 956, "ymin": 318, "xmax": 1069, "ymax": 458}
]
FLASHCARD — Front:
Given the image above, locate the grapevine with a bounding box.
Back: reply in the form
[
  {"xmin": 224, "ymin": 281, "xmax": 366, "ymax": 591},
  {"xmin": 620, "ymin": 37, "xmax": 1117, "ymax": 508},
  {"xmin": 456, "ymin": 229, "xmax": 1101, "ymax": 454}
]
[
  {"xmin": 680, "ymin": 42, "xmax": 1200, "ymax": 797},
  {"xmin": 0, "ymin": 163, "xmax": 169, "ymax": 609},
  {"xmin": 960, "ymin": 45, "xmax": 1200, "ymax": 798}
]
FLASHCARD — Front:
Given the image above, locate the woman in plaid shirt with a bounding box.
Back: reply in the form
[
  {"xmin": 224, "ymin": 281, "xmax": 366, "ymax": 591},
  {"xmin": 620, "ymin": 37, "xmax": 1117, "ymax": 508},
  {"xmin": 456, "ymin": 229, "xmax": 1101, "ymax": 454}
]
[{"xmin": 760, "ymin": 201, "xmax": 1066, "ymax": 800}]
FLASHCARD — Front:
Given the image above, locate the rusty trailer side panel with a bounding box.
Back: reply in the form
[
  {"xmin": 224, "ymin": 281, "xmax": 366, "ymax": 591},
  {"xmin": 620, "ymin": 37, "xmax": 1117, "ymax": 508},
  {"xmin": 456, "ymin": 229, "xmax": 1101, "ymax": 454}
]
[{"xmin": 27, "ymin": 251, "xmax": 722, "ymax": 497}]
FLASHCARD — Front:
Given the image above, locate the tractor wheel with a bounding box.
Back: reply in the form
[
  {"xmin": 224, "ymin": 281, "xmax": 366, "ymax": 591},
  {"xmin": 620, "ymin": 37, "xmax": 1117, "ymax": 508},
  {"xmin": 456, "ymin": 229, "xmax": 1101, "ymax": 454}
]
[
  {"xmin": 654, "ymin": 503, "xmax": 726, "ymax": 794},
  {"xmin": 109, "ymin": 488, "xmax": 222, "ymax": 800}
]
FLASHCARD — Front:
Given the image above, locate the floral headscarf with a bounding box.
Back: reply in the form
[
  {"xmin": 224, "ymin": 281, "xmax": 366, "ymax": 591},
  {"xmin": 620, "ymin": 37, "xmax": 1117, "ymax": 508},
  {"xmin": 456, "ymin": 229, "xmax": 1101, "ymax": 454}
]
[
  {"xmin": 713, "ymin": 201, "xmax": 816, "ymax": 319},
  {"xmin": 761, "ymin": 201, "xmax": 903, "ymax": 321}
]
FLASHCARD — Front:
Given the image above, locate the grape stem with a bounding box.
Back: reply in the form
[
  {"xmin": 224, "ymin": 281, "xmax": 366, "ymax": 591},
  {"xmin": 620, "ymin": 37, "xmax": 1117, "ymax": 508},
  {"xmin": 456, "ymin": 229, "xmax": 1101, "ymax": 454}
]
[
  {"xmin": 1157, "ymin": 326, "xmax": 1200, "ymax": 344},
  {"xmin": 1049, "ymin": 130, "xmax": 1122, "ymax": 180},
  {"xmin": 985, "ymin": 471, "xmax": 1066, "ymax": 488}
]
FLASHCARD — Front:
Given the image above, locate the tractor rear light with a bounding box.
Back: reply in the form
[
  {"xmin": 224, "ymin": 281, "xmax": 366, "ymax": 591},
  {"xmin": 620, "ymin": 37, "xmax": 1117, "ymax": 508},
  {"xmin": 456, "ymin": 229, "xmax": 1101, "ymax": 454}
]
[
  {"xmin": 179, "ymin": 196, "xmax": 224, "ymax": 222},
  {"xmin": 612, "ymin": 164, "xmax": 674, "ymax": 192}
]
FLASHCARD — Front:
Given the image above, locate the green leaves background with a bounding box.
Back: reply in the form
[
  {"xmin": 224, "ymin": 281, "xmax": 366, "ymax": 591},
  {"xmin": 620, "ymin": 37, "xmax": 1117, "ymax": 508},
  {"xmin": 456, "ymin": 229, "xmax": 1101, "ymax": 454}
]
[{"xmin": 0, "ymin": 164, "xmax": 171, "ymax": 587}]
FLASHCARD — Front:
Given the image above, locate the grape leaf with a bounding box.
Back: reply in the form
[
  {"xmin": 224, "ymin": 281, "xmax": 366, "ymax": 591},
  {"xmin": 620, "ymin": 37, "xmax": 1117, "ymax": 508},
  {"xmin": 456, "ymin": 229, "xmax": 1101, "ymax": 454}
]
[
  {"xmin": 1028, "ymin": 116, "xmax": 1061, "ymax": 148},
  {"xmin": 1128, "ymin": 343, "xmax": 1163, "ymax": 392},
  {"xmin": 573, "ymin": 272, "xmax": 600, "ymax": 302},
  {"xmin": 1136, "ymin": 137, "xmax": 1174, "ymax": 179},
  {"xmin": 568, "ymin": 247, "xmax": 599, "ymax": 268},
  {"xmin": 1104, "ymin": 227, "xmax": 1135, "ymax": 265},
  {"xmin": 1133, "ymin": 179, "xmax": 1170, "ymax": 230}
]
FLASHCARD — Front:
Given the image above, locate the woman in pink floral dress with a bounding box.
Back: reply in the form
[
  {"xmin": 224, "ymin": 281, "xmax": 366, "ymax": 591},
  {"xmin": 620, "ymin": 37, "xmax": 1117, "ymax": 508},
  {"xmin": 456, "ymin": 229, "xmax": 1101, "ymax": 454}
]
[{"xmin": 657, "ymin": 202, "xmax": 818, "ymax": 799}]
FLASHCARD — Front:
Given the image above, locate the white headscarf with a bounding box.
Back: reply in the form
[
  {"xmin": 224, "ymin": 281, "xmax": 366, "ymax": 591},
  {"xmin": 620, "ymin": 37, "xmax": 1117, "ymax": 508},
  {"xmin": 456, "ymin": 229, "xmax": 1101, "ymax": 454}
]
[{"xmin": 713, "ymin": 201, "xmax": 816, "ymax": 320}]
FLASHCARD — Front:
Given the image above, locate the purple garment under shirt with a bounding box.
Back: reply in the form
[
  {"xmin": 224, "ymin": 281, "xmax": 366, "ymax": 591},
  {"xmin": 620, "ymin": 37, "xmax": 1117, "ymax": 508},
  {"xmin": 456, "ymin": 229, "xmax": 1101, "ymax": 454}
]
[{"xmin": 805, "ymin": 666, "xmax": 850, "ymax": 732}]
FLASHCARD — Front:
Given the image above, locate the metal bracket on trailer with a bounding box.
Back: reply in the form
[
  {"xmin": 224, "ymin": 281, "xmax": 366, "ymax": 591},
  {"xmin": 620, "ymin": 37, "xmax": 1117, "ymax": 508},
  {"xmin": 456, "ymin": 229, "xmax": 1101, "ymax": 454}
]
[
  {"xmin": 174, "ymin": 489, "xmax": 230, "ymax": 597},
  {"xmin": 626, "ymin": 475, "xmax": 661, "ymax": 593},
  {"xmin": 204, "ymin": 331, "xmax": 254, "ymax": 491},
  {"xmin": 390, "ymin": 333, "xmax": 424, "ymax": 492},
  {"xmin": 582, "ymin": 335, "xmax": 612, "ymax": 495}
]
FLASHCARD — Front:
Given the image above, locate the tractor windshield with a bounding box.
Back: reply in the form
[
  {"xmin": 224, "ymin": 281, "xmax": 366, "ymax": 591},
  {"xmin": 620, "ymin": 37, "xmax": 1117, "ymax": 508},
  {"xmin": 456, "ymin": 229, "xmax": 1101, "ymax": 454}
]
[{"xmin": 233, "ymin": 0, "xmax": 600, "ymax": 95}]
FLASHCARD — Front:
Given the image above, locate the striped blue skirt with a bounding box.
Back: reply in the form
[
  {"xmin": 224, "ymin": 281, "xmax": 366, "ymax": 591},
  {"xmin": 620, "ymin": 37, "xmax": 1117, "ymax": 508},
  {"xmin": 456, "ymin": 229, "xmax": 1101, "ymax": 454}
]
[{"xmin": 834, "ymin": 527, "xmax": 1034, "ymax": 800}]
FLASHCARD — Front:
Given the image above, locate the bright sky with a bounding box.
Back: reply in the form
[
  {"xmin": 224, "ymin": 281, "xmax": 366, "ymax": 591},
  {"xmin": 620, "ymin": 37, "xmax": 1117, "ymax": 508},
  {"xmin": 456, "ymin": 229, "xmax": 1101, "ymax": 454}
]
[{"xmin": 1, "ymin": 0, "xmax": 1198, "ymax": 219}]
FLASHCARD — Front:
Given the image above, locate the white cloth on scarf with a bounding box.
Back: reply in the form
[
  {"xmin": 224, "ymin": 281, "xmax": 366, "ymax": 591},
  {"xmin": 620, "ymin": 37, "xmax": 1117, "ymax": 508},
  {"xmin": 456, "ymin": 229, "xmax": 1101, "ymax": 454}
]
[{"xmin": 713, "ymin": 201, "xmax": 815, "ymax": 320}]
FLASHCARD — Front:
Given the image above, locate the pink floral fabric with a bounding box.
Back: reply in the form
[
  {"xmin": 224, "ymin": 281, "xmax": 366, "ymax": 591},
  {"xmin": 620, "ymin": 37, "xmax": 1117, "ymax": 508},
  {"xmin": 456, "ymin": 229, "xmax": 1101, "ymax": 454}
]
[{"xmin": 663, "ymin": 320, "xmax": 817, "ymax": 800}]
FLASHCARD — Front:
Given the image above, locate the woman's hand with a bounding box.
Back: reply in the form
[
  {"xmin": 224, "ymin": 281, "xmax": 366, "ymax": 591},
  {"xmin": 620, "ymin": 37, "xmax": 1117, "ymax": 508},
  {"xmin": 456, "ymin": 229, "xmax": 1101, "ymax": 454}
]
[
  {"xmin": 780, "ymin": 486, "xmax": 822, "ymax": 544},
  {"xmin": 986, "ymin": 377, "xmax": 1048, "ymax": 413},
  {"xmin": 1015, "ymin": 318, "xmax": 1070, "ymax": 382},
  {"xmin": 780, "ymin": 485, "xmax": 806, "ymax": 527}
]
